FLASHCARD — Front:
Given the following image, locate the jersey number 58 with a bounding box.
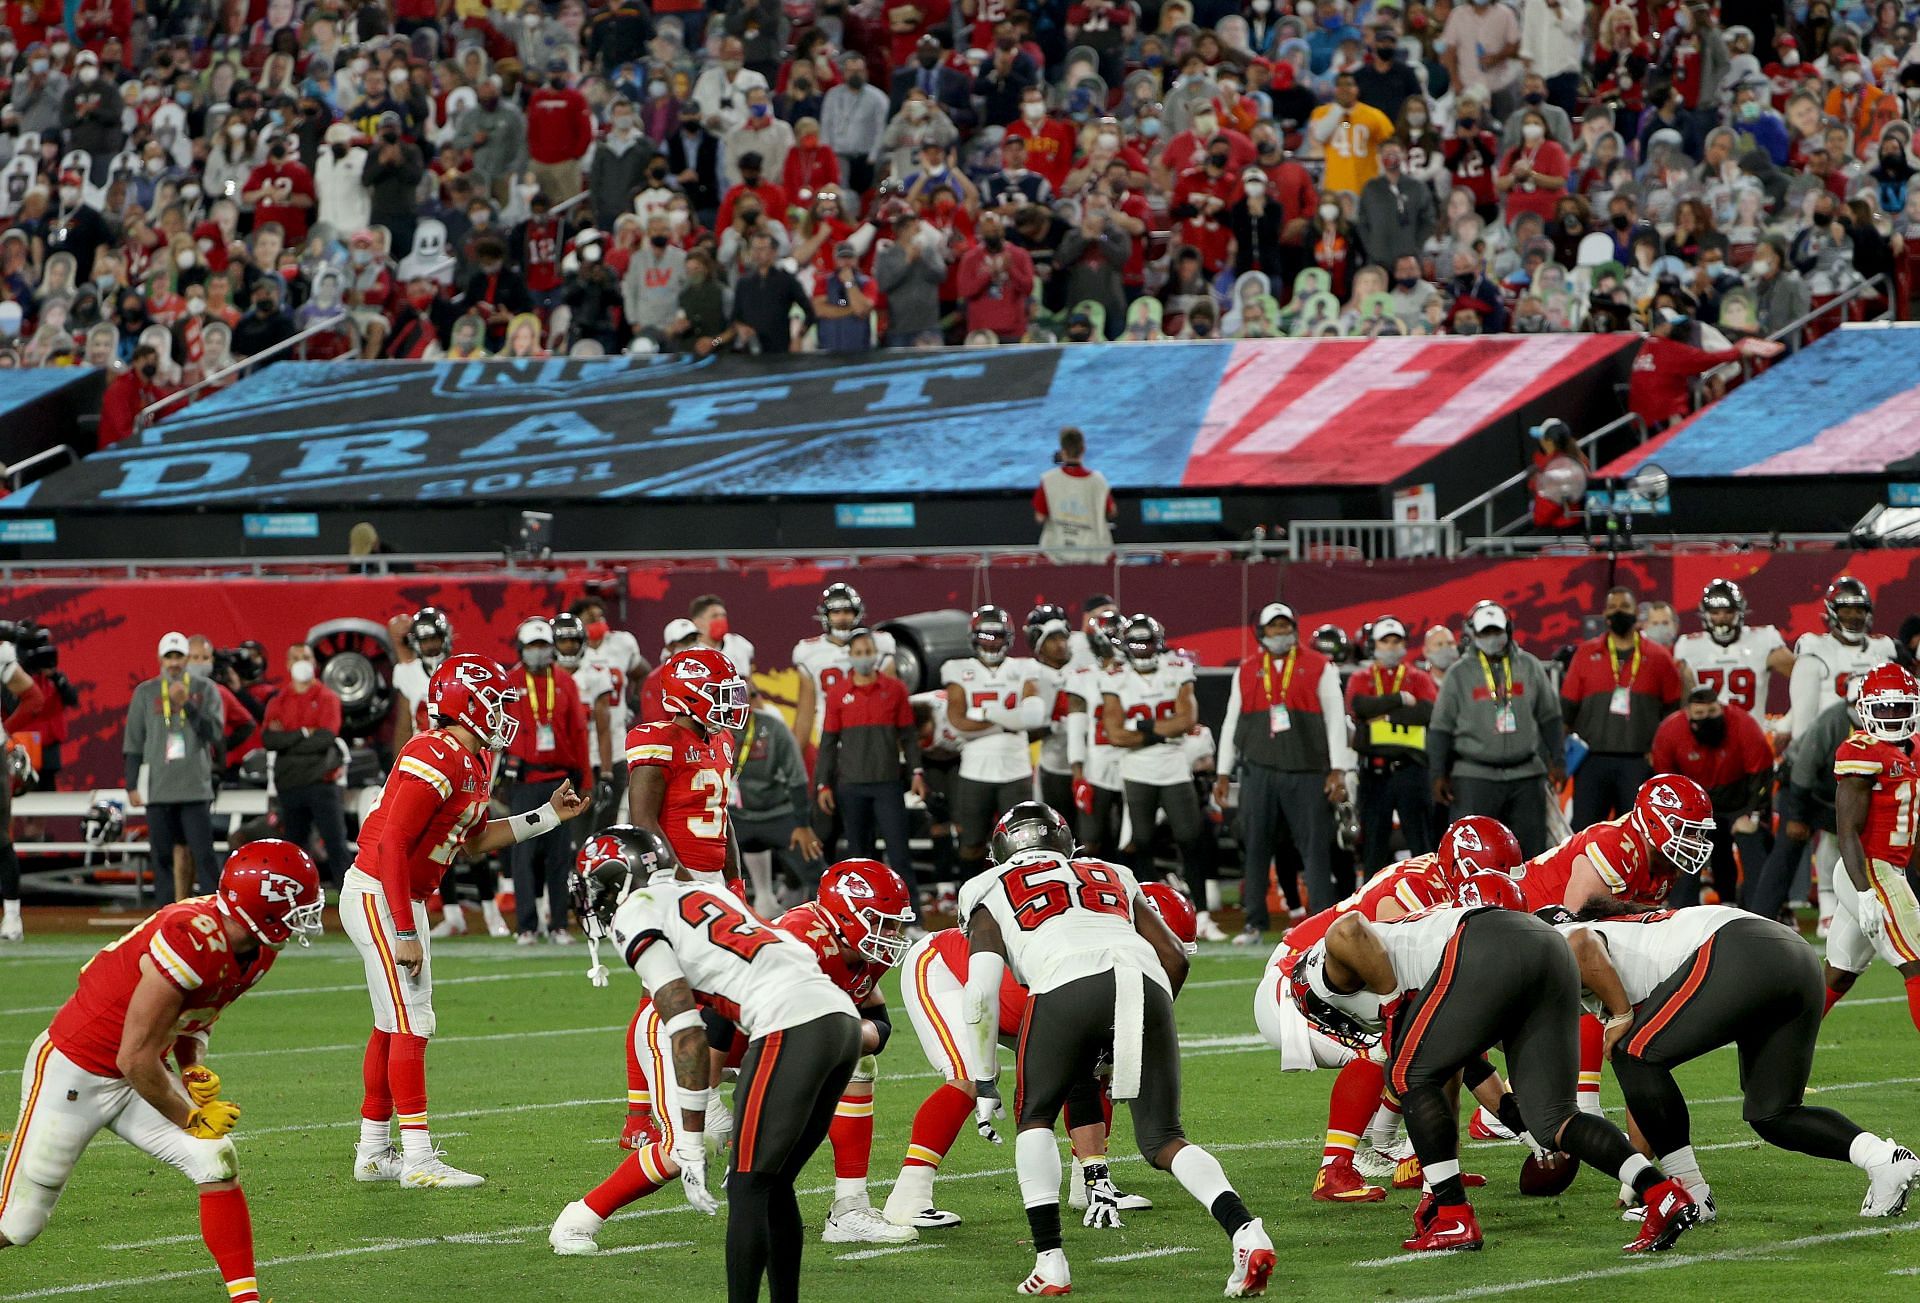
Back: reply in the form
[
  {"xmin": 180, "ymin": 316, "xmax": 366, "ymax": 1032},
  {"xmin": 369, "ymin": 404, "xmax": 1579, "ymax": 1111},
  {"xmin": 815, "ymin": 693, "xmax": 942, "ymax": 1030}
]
[{"xmin": 1005, "ymin": 860, "xmax": 1131, "ymax": 931}]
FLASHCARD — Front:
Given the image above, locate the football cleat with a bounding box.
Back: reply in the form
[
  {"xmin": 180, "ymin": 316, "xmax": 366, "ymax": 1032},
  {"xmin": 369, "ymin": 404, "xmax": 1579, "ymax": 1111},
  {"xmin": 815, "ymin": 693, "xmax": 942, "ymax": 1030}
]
[
  {"xmin": 1469, "ymin": 1107, "xmax": 1517, "ymax": 1141},
  {"xmin": 549, "ymin": 1200, "xmax": 603, "ymax": 1255},
  {"xmin": 401, "ymin": 1151, "xmax": 486, "ymax": 1190},
  {"xmin": 1231, "ymin": 925, "xmax": 1262, "ymax": 947},
  {"xmin": 1225, "ymin": 1217, "xmax": 1275, "ymax": 1297},
  {"xmin": 619, "ymin": 1110, "xmax": 657, "ymax": 1151},
  {"xmin": 823, "ymin": 1197, "xmax": 918, "ymax": 1244},
  {"xmin": 1018, "ymin": 1247, "xmax": 1071, "ymax": 1295},
  {"xmin": 1862, "ymin": 1145, "xmax": 1920, "ymax": 1217},
  {"xmin": 1392, "ymin": 1155, "xmax": 1485, "ymax": 1190},
  {"xmin": 353, "ymin": 1146, "xmax": 403, "ymax": 1183},
  {"xmin": 481, "ymin": 900, "xmax": 512, "ymax": 937},
  {"xmin": 430, "ymin": 909, "xmax": 468, "ymax": 938},
  {"xmin": 1623, "ymin": 1187, "xmax": 1714, "ymax": 1224},
  {"xmin": 1402, "ymin": 1200, "xmax": 1483, "ymax": 1253},
  {"xmin": 1623, "ymin": 1178, "xmax": 1698, "ymax": 1253},
  {"xmin": 887, "ymin": 1206, "xmax": 963, "ymax": 1229},
  {"xmin": 1069, "ymin": 1164, "xmax": 1153, "ymax": 1212},
  {"xmin": 1194, "ymin": 912, "xmax": 1230, "ymax": 943},
  {"xmin": 1353, "ymin": 1143, "xmax": 1400, "ymax": 1182},
  {"xmin": 1312, "ymin": 1158, "xmax": 1386, "ymax": 1203},
  {"xmin": 0, "ymin": 914, "xmax": 21, "ymax": 943}
]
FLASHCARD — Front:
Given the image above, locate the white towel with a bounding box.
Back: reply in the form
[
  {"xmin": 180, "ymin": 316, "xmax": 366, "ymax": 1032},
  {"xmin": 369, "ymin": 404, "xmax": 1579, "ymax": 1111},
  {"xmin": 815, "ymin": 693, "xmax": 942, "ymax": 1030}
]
[{"xmin": 1110, "ymin": 961, "xmax": 1146, "ymax": 1101}]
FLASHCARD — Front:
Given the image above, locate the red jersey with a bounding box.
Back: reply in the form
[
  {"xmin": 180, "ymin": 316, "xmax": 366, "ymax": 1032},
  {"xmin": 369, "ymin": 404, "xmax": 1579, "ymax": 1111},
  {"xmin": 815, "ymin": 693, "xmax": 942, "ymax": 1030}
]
[
  {"xmin": 624, "ymin": 719, "xmax": 737, "ymax": 876},
  {"xmin": 1282, "ymin": 854, "xmax": 1452, "ymax": 952},
  {"xmin": 354, "ymin": 729, "xmax": 495, "ymax": 923},
  {"xmin": 775, "ymin": 900, "xmax": 888, "ymax": 1006},
  {"xmin": 48, "ymin": 897, "xmax": 278, "ymax": 1077},
  {"xmin": 929, "ymin": 927, "xmax": 1027, "ymax": 1037},
  {"xmin": 1518, "ymin": 814, "xmax": 1674, "ymax": 913},
  {"xmin": 518, "ymin": 216, "xmax": 563, "ymax": 293},
  {"xmin": 1834, "ymin": 731, "xmax": 1920, "ymax": 868}
]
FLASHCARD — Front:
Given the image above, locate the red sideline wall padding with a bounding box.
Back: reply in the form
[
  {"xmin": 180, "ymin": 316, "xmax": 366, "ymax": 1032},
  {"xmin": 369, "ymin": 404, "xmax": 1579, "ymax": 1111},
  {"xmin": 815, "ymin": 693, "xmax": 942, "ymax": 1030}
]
[{"xmin": 12, "ymin": 549, "xmax": 1917, "ymax": 791}]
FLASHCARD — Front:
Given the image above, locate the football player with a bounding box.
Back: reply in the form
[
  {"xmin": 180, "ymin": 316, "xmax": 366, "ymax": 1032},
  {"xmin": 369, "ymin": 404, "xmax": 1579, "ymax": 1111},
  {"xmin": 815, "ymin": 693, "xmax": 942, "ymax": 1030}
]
[
  {"xmin": 1515, "ymin": 773, "xmax": 1714, "ymax": 1122},
  {"xmin": 571, "ymin": 596, "xmax": 647, "ymax": 748},
  {"xmin": 619, "ymin": 646, "xmax": 748, "ymax": 1148},
  {"xmin": 1065, "ymin": 609, "xmax": 1129, "ymax": 859},
  {"xmin": 1562, "ymin": 903, "xmax": 1920, "ymax": 1221},
  {"xmin": 1825, "ymin": 663, "xmax": 1920, "ymax": 1031},
  {"xmin": 1674, "ymin": 579, "xmax": 1793, "ymax": 720},
  {"xmin": 880, "ymin": 883, "xmax": 1196, "ymax": 1232},
  {"xmin": 1256, "ymin": 816, "xmax": 1522, "ymax": 1201},
  {"xmin": 962, "ymin": 803, "xmax": 1275, "ymax": 1297},
  {"xmin": 390, "ymin": 606, "xmax": 453, "ymax": 749},
  {"xmin": 1789, "ymin": 576, "xmax": 1897, "ymax": 743},
  {"xmin": 0, "ymin": 625, "xmax": 44, "ymax": 940},
  {"xmin": 1065, "ymin": 594, "xmax": 1121, "ymax": 671},
  {"xmin": 1026, "ymin": 604, "xmax": 1077, "ymax": 816},
  {"xmin": 345, "ymin": 653, "xmax": 590, "ymax": 1189},
  {"xmin": 554, "ymin": 827, "xmax": 860, "ymax": 1303},
  {"xmin": 792, "ymin": 583, "xmax": 898, "ymax": 750},
  {"xmin": 1298, "ymin": 886, "xmax": 1699, "ymax": 1254},
  {"xmin": 943, "ymin": 606, "xmax": 1044, "ymax": 881},
  {"xmin": 554, "ymin": 611, "xmax": 618, "ymax": 833},
  {"xmin": 0, "ymin": 840, "xmax": 322, "ymax": 1303}
]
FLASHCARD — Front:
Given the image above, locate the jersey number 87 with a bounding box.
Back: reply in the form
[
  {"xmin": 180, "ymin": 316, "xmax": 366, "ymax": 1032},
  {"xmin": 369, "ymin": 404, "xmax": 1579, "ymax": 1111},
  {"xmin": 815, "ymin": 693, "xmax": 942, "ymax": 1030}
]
[{"xmin": 1005, "ymin": 860, "xmax": 1131, "ymax": 931}]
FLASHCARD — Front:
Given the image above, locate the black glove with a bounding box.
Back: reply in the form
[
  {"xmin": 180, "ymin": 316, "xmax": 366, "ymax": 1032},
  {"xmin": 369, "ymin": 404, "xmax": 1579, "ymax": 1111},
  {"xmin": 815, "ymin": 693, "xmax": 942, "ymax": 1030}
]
[
  {"xmin": 51, "ymin": 670, "xmax": 79, "ymax": 708},
  {"xmin": 1133, "ymin": 723, "xmax": 1162, "ymax": 747},
  {"xmin": 594, "ymin": 773, "xmax": 618, "ymax": 813}
]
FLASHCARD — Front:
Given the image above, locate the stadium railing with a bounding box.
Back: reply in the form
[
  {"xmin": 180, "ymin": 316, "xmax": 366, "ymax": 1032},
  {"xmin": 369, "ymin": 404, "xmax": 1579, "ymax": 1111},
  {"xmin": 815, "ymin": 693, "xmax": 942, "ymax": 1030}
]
[{"xmin": 1442, "ymin": 411, "xmax": 1649, "ymax": 548}]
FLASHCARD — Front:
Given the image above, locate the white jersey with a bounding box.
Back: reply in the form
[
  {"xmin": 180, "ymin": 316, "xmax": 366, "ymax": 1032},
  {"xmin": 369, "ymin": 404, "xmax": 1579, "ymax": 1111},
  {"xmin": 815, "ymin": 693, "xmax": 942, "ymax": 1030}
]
[
  {"xmin": 568, "ymin": 661, "xmax": 617, "ymax": 769},
  {"xmin": 794, "ymin": 630, "xmax": 899, "ymax": 742},
  {"xmin": 1109, "ymin": 660, "xmax": 1196, "ymax": 787},
  {"xmin": 1068, "ymin": 662, "xmax": 1130, "ymax": 791},
  {"xmin": 391, "ymin": 659, "xmax": 432, "ymax": 718},
  {"xmin": 1033, "ymin": 659, "xmax": 1074, "ymax": 775},
  {"xmin": 911, "ymin": 688, "xmax": 966, "ymax": 760},
  {"xmin": 1674, "ymin": 625, "xmax": 1786, "ymax": 714},
  {"xmin": 0, "ymin": 640, "xmax": 17, "ymax": 684},
  {"xmin": 1367, "ymin": 907, "xmax": 1477, "ymax": 991},
  {"xmin": 1065, "ymin": 630, "xmax": 1103, "ymax": 673},
  {"xmin": 958, "ymin": 849, "xmax": 1167, "ymax": 996},
  {"xmin": 707, "ymin": 632, "xmax": 754, "ymax": 679},
  {"xmin": 941, "ymin": 655, "xmax": 1036, "ymax": 783},
  {"xmin": 1789, "ymin": 630, "xmax": 1898, "ymax": 741},
  {"xmin": 1559, "ymin": 906, "xmax": 1749, "ymax": 1005},
  {"xmin": 608, "ymin": 878, "xmax": 853, "ymax": 1038},
  {"xmin": 581, "ymin": 634, "xmax": 640, "ymax": 744}
]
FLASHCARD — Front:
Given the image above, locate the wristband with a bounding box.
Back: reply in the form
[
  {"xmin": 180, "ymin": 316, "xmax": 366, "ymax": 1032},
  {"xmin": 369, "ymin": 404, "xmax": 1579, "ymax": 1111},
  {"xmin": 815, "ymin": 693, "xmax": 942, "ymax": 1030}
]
[
  {"xmin": 1603, "ymin": 1010, "xmax": 1635, "ymax": 1030},
  {"xmin": 394, "ymin": 928, "xmax": 419, "ymax": 941},
  {"xmin": 508, "ymin": 805, "xmax": 553, "ymax": 843},
  {"xmin": 663, "ymin": 1008, "xmax": 705, "ymax": 1039}
]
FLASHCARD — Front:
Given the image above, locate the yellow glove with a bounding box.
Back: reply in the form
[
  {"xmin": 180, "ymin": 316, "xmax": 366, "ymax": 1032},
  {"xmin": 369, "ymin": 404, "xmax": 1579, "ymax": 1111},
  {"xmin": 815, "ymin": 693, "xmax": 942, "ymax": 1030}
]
[
  {"xmin": 185, "ymin": 1099, "xmax": 241, "ymax": 1139},
  {"xmin": 182, "ymin": 1066, "xmax": 222, "ymax": 1107}
]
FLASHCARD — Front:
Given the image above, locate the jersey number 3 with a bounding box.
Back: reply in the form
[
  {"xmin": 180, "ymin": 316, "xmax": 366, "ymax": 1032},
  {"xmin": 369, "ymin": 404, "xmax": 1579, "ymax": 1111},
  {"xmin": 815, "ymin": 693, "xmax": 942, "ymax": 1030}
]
[
  {"xmin": 680, "ymin": 894, "xmax": 778, "ymax": 961},
  {"xmin": 1006, "ymin": 860, "xmax": 1131, "ymax": 931}
]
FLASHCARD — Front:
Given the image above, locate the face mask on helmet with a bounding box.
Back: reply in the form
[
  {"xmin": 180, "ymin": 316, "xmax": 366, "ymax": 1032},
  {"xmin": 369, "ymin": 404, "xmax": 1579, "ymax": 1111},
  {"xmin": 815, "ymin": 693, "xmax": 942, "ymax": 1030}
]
[
  {"xmin": 973, "ymin": 627, "xmax": 1010, "ymax": 666},
  {"xmin": 1831, "ymin": 602, "xmax": 1872, "ymax": 645},
  {"xmin": 1703, "ymin": 604, "xmax": 1742, "ymax": 646},
  {"xmin": 556, "ymin": 637, "xmax": 585, "ymax": 670},
  {"xmin": 1861, "ymin": 676, "xmax": 1920, "ymax": 743},
  {"xmin": 1634, "ymin": 780, "xmax": 1714, "ymax": 875},
  {"xmin": 1125, "ymin": 632, "xmax": 1160, "ymax": 671}
]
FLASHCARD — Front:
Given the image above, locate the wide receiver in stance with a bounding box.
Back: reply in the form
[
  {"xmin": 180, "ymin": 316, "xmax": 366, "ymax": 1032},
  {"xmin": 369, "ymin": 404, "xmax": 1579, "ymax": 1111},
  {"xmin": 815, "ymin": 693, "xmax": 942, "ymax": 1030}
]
[
  {"xmin": 345, "ymin": 653, "xmax": 589, "ymax": 1189},
  {"xmin": 1, "ymin": 840, "xmax": 322, "ymax": 1303},
  {"xmin": 556, "ymin": 825, "xmax": 859, "ymax": 1303},
  {"xmin": 964, "ymin": 802, "xmax": 1275, "ymax": 1296}
]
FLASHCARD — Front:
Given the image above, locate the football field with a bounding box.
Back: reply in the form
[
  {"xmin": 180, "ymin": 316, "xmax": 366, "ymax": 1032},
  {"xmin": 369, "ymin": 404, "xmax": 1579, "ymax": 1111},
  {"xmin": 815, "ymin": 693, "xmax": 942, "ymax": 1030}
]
[{"xmin": 4, "ymin": 923, "xmax": 1918, "ymax": 1302}]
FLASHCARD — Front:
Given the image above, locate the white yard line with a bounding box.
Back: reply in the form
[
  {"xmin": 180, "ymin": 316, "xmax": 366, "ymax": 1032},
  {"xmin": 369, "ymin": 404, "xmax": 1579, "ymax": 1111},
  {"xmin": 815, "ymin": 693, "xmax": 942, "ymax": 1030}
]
[
  {"xmin": 0, "ymin": 968, "xmax": 585, "ymax": 1018},
  {"xmin": 1094, "ymin": 1246, "xmax": 1198, "ymax": 1263},
  {"xmin": 834, "ymin": 1244, "xmax": 946, "ymax": 1261}
]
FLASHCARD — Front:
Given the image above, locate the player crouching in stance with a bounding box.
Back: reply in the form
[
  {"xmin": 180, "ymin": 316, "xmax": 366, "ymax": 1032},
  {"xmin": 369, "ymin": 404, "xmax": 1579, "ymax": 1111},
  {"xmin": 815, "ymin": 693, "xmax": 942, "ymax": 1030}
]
[
  {"xmin": 1559, "ymin": 903, "xmax": 1920, "ymax": 1221},
  {"xmin": 346, "ymin": 653, "xmax": 590, "ymax": 1190},
  {"xmin": 554, "ymin": 826, "xmax": 862, "ymax": 1303},
  {"xmin": 1, "ymin": 840, "xmax": 322, "ymax": 1303},
  {"xmin": 881, "ymin": 881, "xmax": 1195, "ymax": 1231},
  {"xmin": 1295, "ymin": 878, "xmax": 1700, "ymax": 1255},
  {"xmin": 962, "ymin": 802, "xmax": 1275, "ymax": 1297}
]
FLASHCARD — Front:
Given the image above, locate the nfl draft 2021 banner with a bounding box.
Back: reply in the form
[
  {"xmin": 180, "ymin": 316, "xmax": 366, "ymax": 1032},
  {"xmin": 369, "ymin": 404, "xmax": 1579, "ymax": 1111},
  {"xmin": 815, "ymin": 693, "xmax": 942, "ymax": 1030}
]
[
  {"xmin": 6, "ymin": 335, "xmax": 1633, "ymax": 510},
  {"xmin": 9, "ymin": 545, "xmax": 1914, "ymax": 791}
]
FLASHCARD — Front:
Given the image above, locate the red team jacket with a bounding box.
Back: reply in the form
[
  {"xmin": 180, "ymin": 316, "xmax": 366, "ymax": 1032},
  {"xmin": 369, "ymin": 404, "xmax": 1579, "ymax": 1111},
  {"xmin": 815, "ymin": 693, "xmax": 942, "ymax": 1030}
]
[{"xmin": 48, "ymin": 898, "xmax": 278, "ymax": 1077}]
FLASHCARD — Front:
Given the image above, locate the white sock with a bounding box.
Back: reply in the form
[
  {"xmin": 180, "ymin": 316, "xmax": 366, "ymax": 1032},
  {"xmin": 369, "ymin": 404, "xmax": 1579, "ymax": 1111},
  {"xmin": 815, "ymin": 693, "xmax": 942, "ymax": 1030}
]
[
  {"xmin": 1016, "ymin": 1129, "xmax": 1063, "ymax": 1209},
  {"xmin": 1364, "ymin": 1102, "xmax": 1402, "ymax": 1151},
  {"xmin": 1204, "ymin": 879, "xmax": 1224, "ymax": 912},
  {"xmin": 3, "ymin": 899, "xmax": 20, "ymax": 918},
  {"xmin": 442, "ymin": 905, "xmax": 461, "ymax": 924},
  {"xmin": 1170, "ymin": 1144, "xmax": 1234, "ymax": 1211},
  {"xmin": 1616, "ymin": 1154, "xmax": 1654, "ymax": 1189},
  {"xmin": 1850, "ymin": 1132, "xmax": 1894, "ymax": 1171},
  {"xmin": 834, "ymin": 1176, "xmax": 868, "ymax": 1203},
  {"xmin": 1659, "ymin": 1145, "xmax": 1705, "ymax": 1193},
  {"xmin": 886, "ymin": 1165, "xmax": 935, "ymax": 1214},
  {"xmin": 401, "ymin": 1128, "xmax": 435, "ymax": 1164},
  {"xmin": 1424, "ymin": 1158, "xmax": 1460, "ymax": 1188},
  {"xmin": 744, "ymin": 850, "xmax": 776, "ymax": 906},
  {"xmin": 358, "ymin": 1118, "xmax": 390, "ymax": 1153}
]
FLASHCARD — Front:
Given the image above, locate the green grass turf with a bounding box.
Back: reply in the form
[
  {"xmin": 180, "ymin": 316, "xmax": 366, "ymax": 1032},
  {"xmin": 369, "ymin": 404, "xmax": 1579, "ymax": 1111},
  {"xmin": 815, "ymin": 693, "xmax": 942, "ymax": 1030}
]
[{"xmin": 4, "ymin": 921, "xmax": 1920, "ymax": 1302}]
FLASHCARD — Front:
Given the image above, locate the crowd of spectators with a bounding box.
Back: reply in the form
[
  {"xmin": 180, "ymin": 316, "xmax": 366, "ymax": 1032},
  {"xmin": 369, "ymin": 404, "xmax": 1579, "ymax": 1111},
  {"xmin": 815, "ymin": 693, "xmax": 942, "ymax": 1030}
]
[{"xmin": 2, "ymin": 0, "xmax": 1918, "ymax": 426}]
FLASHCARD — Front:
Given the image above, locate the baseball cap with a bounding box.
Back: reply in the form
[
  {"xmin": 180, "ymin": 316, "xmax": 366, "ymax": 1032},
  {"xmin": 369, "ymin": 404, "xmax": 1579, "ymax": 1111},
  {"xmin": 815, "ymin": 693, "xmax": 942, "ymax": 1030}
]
[
  {"xmin": 1372, "ymin": 617, "xmax": 1408, "ymax": 641},
  {"xmin": 662, "ymin": 617, "xmax": 698, "ymax": 648},
  {"xmin": 1257, "ymin": 602, "xmax": 1297, "ymax": 628},
  {"xmin": 158, "ymin": 631, "xmax": 190, "ymax": 657},
  {"xmin": 834, "ymin": 240, "xmax": 857, "ymax": 258},
  {"xmin": 517, "ymin": 617, "xmax": 555, "ymax": 645},
  {"xmin": 324, "ymin": 122, "xmax": 354, "ymax": 145},
  {"xmin": 1468, "ymin": 602, "xmax": 1509, "ymax": 633}
]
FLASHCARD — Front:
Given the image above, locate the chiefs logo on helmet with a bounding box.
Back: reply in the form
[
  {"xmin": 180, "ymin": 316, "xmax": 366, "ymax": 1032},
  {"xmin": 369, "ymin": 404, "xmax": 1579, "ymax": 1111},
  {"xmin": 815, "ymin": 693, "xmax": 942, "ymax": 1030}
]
[{"xmin": 672, "ymin": 658, "xmax": 713, "ymax": 682}]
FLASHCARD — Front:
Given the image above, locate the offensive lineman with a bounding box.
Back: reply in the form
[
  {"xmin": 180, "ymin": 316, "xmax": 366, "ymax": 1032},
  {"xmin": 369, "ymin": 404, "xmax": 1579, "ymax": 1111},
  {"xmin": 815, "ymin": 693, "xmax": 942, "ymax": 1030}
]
[
  {"xmin": 962, "ymin": 802, "xmax": 1276, "ymax": 1296},
  {"xmin": 345, "ymin": 653, "xmax": 589, "ymax": 1189},
  {"xmin": 558, "ymin": 826, "xmax": 860, "ymax": 1303},
  {"xmin": 1, "ymin": 841, "xmax": 322, "ymax": 1303},
  {"xmin": 1674, "ymin": 579, "xmax": 1793, "ymax": 719}
]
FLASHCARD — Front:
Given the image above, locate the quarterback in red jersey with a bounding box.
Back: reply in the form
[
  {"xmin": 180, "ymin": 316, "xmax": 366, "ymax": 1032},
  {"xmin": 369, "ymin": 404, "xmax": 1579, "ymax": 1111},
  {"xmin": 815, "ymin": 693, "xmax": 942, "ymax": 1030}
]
[
  {"xmin": 620, "ymin": 647, "xmax": 748, "ymax": 1147},
  {"xmin": 1257, "ymin": 817, "xmax": 1521, "ymax": 1202},
  {"xmin": 343, "ymin": 654, "xmax": 588, "ymax": 1190},
  {"xmin": 1, "ymin": 841, "xmax": 320, "ymax": 1303},
  {"xmin": 1826, "ymin": 663, "xmax": 1920, "ymax": 1030}
]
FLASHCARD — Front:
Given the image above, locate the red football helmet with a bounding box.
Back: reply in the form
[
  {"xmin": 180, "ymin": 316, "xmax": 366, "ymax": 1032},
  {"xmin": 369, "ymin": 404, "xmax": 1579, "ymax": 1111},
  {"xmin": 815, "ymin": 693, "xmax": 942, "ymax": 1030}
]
[
  {"xmin": 1455, "ymin": 869, "xmax": 1525, "ymax": 912},
  {"xmin": 1436, "ymin": 815, "xmax": 1523, "ymax": 888},
  {"xmin": 658, "ymin": 647, "xmax": 748, "ymax": 733},
  {"xmin": 1631, "ymin": 774, "xmax": 1715, "ymax": 876},
  {"xmin": 218, "ymin": 838, "xmax": 323, "ymax": 948},
  {"xmin": 1140, "ymin": 881, "xmax": 1199, "ymax": 954},
  {"xmin": 428, "ymin": 652, "xmax": 521, "ymax": 749},
  {"xmin": 1858, "ymin": 662, "xmax": 1920, "ymax": 743},
  {"xmin": 817, "ymin": 858, "xmax": 915, "ymax": 966}
]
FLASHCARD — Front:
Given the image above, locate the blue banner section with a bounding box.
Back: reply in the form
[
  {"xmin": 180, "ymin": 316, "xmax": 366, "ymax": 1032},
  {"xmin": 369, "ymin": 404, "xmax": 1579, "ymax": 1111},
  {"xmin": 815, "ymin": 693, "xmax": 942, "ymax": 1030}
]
[
  {"xmin": 243, "ymin": 512, "xmax": 322, "ymax": 539},
  {"xmin": 16, "ymin": 349, "xmax": 1229, "ymax": 510},
  {"xmin": 0, "ymin": 367, "xmax": 97, "ymax": 418},
  {"xmin": 834, "ymin": 502, "xmax": 917, "ymax": 529},
  {"xmin": 1613, "ymin": 328, "xmax": 1920, "ymax": 478},
  {"xmin": 1140, "ymin": 496, "xmax": 1224, "ymax": 524},
  {"xmin": 0, "ymin": 518, "xmax": 57, "ymax": 543}
]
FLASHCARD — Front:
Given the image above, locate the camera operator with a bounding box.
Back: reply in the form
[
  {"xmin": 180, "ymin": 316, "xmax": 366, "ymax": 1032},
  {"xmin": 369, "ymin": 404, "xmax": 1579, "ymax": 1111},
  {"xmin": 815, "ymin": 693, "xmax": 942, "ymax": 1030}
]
[
  {"xmin": 0, "ymin": 624, "xmax": 47, "ymax": 941},
  {"xmin": 186, "ymin": 634, "xmax": 262, "ymax": 778}
]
